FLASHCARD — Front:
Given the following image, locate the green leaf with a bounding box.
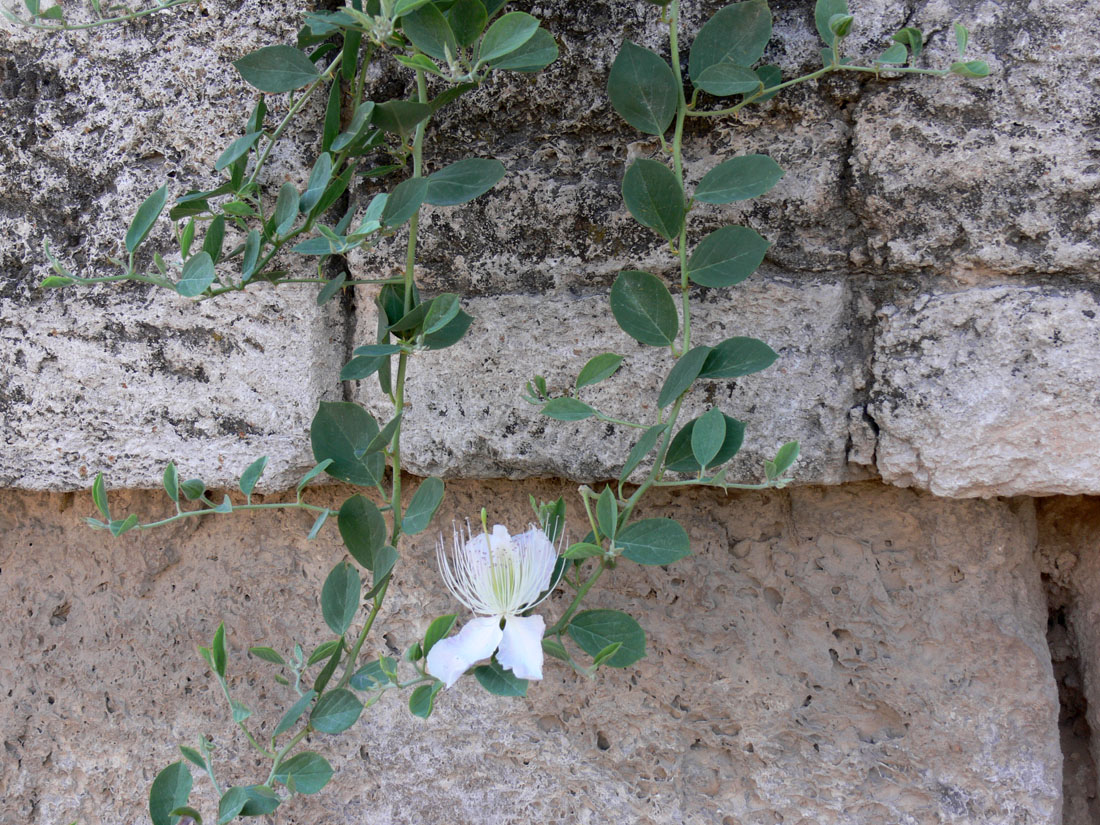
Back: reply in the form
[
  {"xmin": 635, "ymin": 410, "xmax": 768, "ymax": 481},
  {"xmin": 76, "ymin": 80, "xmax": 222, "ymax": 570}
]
[
  {"xmin": 338, "ymin": 494, "xmax": 387, "ymax": 570},
  {"xmin": 170, "ymin": 806, "xmax": 202, "ymax": 825},
  {"xmin": 486, "ymin": 26, "xmax": 558, "ymax": 72},
  {"xmin": 694, "ymin": 154, "xmax": 784, "ymax": 204},
  {"xmin": 694, "ymin": 60, "xmax": 761, "ymax": 97},
  {"xmin": 621, "ymin": 159, "xmax": 684, "ymax": 240},
  {"xmin": 92, "ymin": 472, "xmax": 110, "ymax": 519},
  {"xmin": 596, "ymin": 486, "xmax": 617, "ymax": 541},
  {"xmin": 177, "ymin": 252, "xmax": 215, "ymax": 298},
  {"xmin": 814, "ymin": 0, "xmax": 850, "ymax": 46},
  {"xmin": 211, "ymin": 623, "xmax": 227, "ymax": 678},
  {"xmin": 300, "ymin": 153, "xmax": 334, "ymax": 214},
  {"xmin": 322, "ymin": 75, "xmax": 341, "ymax": 152},
  {"xmin": 109, "ymin": 514, "xmax": 140, "ymax": 537},
  {"xmin": 576, "ymin": 353, "xmax": 623, "ymax": 390},
  {"xmin": 473, "ymin": 658, "xmax": 528, "ymax": 696},
  {"xmin": 240, "ymin": 229, "xmax": 262, "ymax": 282},
  {"xmin": 609, "ymin": 270, "xmax": 678, "ymax": 347},
  {"xmin": 273, "ymin": 752, "xmax": 333, "ymax": 795},
  {"xmin": 619, "ymin": 424, "xmax": 666, "ymax": 481},
  {"xmin": 447, "ymin": 0, "xmax": 487, "ymax": 46},
  {"xmin": 249, "ymin": 646, "xmax": 285, "ymax": 665},
  {"xmin": 616, "ymin": 518, "xmax": 690, "ymax": 565},
  {"xmin": 238, "ymin": 456, "xmax": 267, "ymax": 498},
  {"xmin": 39, "ymin": 276, "xmax": 74, "ymax": 288},
  {"xmin": 425, "ymin": 310, "xmax": 473, "ymax": 349},
  {"xmin": 563, "ymin": 542, "xmax": 604, "ymax": 560},
  {"xmin": 875, "ymin": 43, "xmax": 908, "ymax": 65},
  {"xmin": 371, "ymin": 100, "xmax": 432, "ymax": 138},
  {"xmin": 310, "ymin": 401, "xmax": 385, "ymax": 486},
  {"xmin": 382, "ymin": 177, "xmax": 429, "ymax": 227},
  {"xmin": 542, "ymin": 637, "xmax": 569, "ymax": 661},
  {"xmin": 408, "ymin": 681, "xmax": 444, "ymax": 717},
  {"xmin": 180, "ymin": 478, "xmax": 205, "ymax": 501},
  {"xmin": 691, "ymin": 408, "xmax": 726, "ymax": 468},
  {"xmin": 310, "ymin": 688, "xmax": 363, "ymax": 733},
  {"xmin": 425, "ymin": 158, "xmax": 506, "ymax": 206},
  {"xmin": 229, "ymin": 698, "xmax": 251, "ymax": 724},
  {"xmin": 686, "ymin": 226, "xmax": 770, "ymax": 288},
  {"xmin": 237, "ymin": 786, "xmax": 280, "ymax": 818},
  {"xmin": 312, "ymin": 639, "xmax": 343, "ymax": 694},
  {"xmin": 828, "ymin": 13, "xmax": 853, "ymax": 39},
  {"xmin": 331, "ymin": 101, "xmax": 376, "ymax": 152},
  {"xmin": 954, "ymin": 22, "xmax": 968, "ymax": 56},
  {"xmin": 657, "ymin": 345, "xmax": 712, "ymax": 408},
  {"xmin": 698, "ymin": 336, "xmax": 778, "ymax": 379},
  {"xmin": 541, "ymin": 398, "xmax": 597, "ymax": 421},
  {"xmin": 233, "ymin": 45, "xmax": 321, "ymax": 93},
  {"xmin": 753, "ymin": 65, "xmax": 782, "ymax": 102},
  {"xmin": 125, "ymin": 184, "xmax": 169, "ymax": 255},
  {"xmin": 607, "ymin": 41, "xmax": 678, "ymax": 135},
  {"xmin": 766, "ymin": 440, "xmax": 800, "ymax": 481},
  {"xmin": 321, "ymin": 561, "xmax": 361, "ymax": 636},
  {"xmin": 689, "ymin": 0, "xmax": 772, "ymax": 83},
  {"xmin": 567, "ymin": 609, "xmax": 646, "ymax": 667},
  {"xmin": 150, "ymin": 762, "xmax": 193, "ymax": 825},
  {"xmin": 478, "ymin": 11, "xmax": 538, "ymax": 64},
  {"xmin": 358, "ymin": 412, "xmax": 402, "ymax": 457},
  {"xmin": 179, "ymin": 746, "xmax": 205, "ymax": 769},
  {"xmin": 272, "ymin": 183, "xmax": 300, "ymax": 237},
  {"xmin": 296, "ymin": 460, "xmax": 334, "ymax": 493},
  {"xmin": 665, "ymin": 414, "xmax": 745, "ymax": 472},
  {"xmin": 592, "ymin": 641, "xmax": 623, "ymax": 668},
  {"xmin": 393, "ymin": 0, "xmax": 432, "ymax": 15},
  {"xmin": 317, "ymin": 272, "xmax": 347, "ymax": 306},
  {"xmin": 402, "ymin": 3, "xmax": 458, "ymax": 61},
  {"xmin": 217, "ymin": 787, "xmax": 248, "ymax": 825},
  {"xmin": 423, "ymin": 614, "xmax": 457, "ymax": 656},
  {"xmin": 892, "ymin": 26, "xmax": 923, "ymax": 58},
  {"xmin": 350, "ymin": 656, "xmax": 397, "ymax": 690},
  {"xmin": 950, "ymin": 60, "xmax": 989, "ymax": 78},
  {"xmin": 202, "ymin": 216, "xmax": 226, "ymax": 265},
  {"xmin": 274, "ymin": 690, "xmax": 316, "ymax": 737},
  {"xmin": 403, "ymin": 476, "xmax": 444, "ymax": 535},
  {"xmin": 424, "ymin": 294, "xmax": 461, "ymax": 334},
  {"xmin": 307, "ymin": 510, "xmax": 329, "ymax": 539},
  {"xmin": 214, "ymin": 131, "xmax": 262, "ymax": 172}
]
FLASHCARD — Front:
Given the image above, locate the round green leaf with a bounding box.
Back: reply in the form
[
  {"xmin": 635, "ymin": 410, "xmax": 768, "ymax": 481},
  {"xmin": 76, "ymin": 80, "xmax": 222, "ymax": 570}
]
[
  {"xmin": 381, "ymin": 177, "xmax": 429, "ymax": 227},
  {"xmin": 423, "ymin": 614, "xmax": 458, "ymax": 656},
  {"xmin": 337, "ymin": 494, "xmax": 387, "ymax": 570},
  {"xmin": 622, "ymin": 158, "xmax": 685, "ymax": 240},
  {"xmin": 273, "ymin": 752, "xmax": 333, "ymax": 795},
  {"xmin": 607, "ymin": 41, "xmax": 678, "ymax": 136},
  {"xmin": 698, "ymin": 336, "xmax": 778, "ymax": 379},
  {"xmin": 310, "ymin": 401, "xmax": 385, "ymax": 486},
  {"xmin": 233, "ymin": 45, "xmax": 321, "ymax": 94},
  {"xmin": 310, "ymin": 688, "xmax": 363, "ymax": 733},
  {"xmin": 657, "ymin": 345, "xmax": 712, "ymax": 408},
  {"xmin": 687, "ymin": 226, "xmax": 770, "ymax": 288},
  {"xmin": 401, "ymin": 3, "xmax": 458, "ymax": 61},
  {"xmin": 447, "ymin": 0, "xmax": 488, "ymax": 46},
  {"xmin": 665, "ymin": 414, "xmax": 745, "ymax": 473},
  {"xmin": 616, "ymin": 518, "xmax": 690, "ymax": 565},
  {"xmin": 691, "ymin": 408, "xmax": 726, "ymax": 468},
  {"xmin": 149, "ymin": 762, "xmax": 193, "ymax": 825},
  {"xmin": 689, "ymin": 0, "xmax": 772, "ymax": 83},
  {"xmin": 694, "ymin": 60, "xmax": 761, "ymax": 97},
  {"xmin": 694, "ymin": 154, "xmax": 784, "ymax": 204},
  {"xmin": 321, "ymin": 561, "xmax": 361, "ymax": 636},
  {"xmin": 487, "ymin": 27, "xmax": 558, "ymax": 73},
  {"xmin": 425, "ymin": 158, "xmax": 506, "ymax": 206},
  {"xmin": 541, "ymin": 398, "xmax": 597, "ymax": 421},
  {"xmin": 609, "ymin": 270, "xmax": 678, "ymax": 347},
  {"xmin": 567, "ymin": 609, "xmax": 646, "ymax": 667},
  {"xmin": 177, "ymin": 252, "xmax": 215, "ymax": 298},
  {"xmin": 815, "ymin": 0, "xmax": 850, "ymax": 47},
  {"xmin": 409, "ymin": 681, "xmax": 443, "ymax": 717},
  {"xmin": 473, "ymin": 658, "xmax": 528, "ymax": 695},
  {"xmin": 478, "ymin": 11, "xmax": 538, "ymax": 63}
]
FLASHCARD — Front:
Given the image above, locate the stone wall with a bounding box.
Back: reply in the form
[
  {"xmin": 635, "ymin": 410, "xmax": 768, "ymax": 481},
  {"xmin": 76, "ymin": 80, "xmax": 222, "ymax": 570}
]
[{"xmin": 2, "ymin": 0, "xmax": 1099, "ymax": 823}]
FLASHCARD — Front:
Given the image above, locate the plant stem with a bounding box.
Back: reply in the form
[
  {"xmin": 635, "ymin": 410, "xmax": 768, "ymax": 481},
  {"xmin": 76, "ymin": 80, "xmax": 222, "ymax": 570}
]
[
  {"xmin": 5, "ymin": 0, "xmax": 195, "ymax": 31},
  {"xmin": 264, "ymin": 725, "xmax": 312, "ymax": 785},
  {"xmin": 546, "ymin": 560, "xmax": 607, "ymax": 636},
  {"xmin": 667, "ymin": 0, "xmax": 692, "ymax": 354},
  {"xmin": 136, "ymin": 500, "xmax": 335, "ymax": 530}
]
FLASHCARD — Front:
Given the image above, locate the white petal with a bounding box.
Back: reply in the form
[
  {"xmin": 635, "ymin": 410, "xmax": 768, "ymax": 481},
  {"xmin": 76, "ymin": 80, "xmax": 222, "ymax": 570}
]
[
  {"xmin": 497, "ymin": 614, "xmax": 545, "ymax": 681},
  {"xmin": 426, "ymin": 616, "xmax": 503, "ymax": 688}
]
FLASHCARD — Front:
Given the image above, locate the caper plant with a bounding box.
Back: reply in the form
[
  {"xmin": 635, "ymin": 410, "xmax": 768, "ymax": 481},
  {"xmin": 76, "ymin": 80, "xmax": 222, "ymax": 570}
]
[
  {"xmin": 524, "ymin": 0, "xmax": 987, "ymax": 670},
  {"xmin": 15, "ymin": 0, "xmax": 988, "ymax": 822}
]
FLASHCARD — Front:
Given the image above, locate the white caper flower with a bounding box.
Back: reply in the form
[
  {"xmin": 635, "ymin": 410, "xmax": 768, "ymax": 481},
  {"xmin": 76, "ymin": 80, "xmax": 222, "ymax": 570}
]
[{"xmin": 427, "ymin": 523, "xmax": 560, "ymax": 688}]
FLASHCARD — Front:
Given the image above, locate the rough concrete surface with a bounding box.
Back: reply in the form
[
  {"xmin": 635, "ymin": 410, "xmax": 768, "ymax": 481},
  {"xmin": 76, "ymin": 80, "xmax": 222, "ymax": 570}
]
[
  {"xmin": 0, "ymin": 481, "xmax": 1060, "ymax": 824},
  {"xmin": 870, "ymin": 286, "xmax": 1100, "ymax": 498},
  {"xmin": 351, "ymin": 275, "xmax": 867, "ymax": 484}
]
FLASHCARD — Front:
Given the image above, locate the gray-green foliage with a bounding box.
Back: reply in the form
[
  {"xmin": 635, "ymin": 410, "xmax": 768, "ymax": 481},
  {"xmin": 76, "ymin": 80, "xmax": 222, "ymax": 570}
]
[{"xmin": 21, "ymin": 0, "xmax": 989, "ymax": 821}]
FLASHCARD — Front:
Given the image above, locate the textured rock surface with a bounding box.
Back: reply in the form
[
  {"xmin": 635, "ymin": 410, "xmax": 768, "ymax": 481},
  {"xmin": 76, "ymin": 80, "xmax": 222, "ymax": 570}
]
[
  {"xmin": 870, "ymin": 286, "xmax": 1100, "ymax": 497},
  {"xmin": 0, "ymin": 481, "xmax": 1060, "ymax": 824},
  {"xmin": 353, "ymin": 275, "xmax": 867, "ymax": 483}
]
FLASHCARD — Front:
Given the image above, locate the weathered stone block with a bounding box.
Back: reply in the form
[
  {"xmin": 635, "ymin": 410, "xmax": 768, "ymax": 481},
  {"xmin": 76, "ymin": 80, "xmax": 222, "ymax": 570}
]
[
  {"xmin": 351, "ymin": 274, "xmax": 865, "ymax": 485},
  {"xmin": 870, "ymin": 286, "xmax": 1100, "ymax": 497},
  {"xmin": 0, "ymin": 481, "xmax": 1060, "ymax": 823}
]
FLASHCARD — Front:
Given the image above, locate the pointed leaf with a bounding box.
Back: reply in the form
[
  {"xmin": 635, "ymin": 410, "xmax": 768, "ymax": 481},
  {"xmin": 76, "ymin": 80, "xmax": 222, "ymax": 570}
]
[
  {"xmin": 576, "ymin": 353, "xmax": 623, "ymax": 390},
  {"xmin": 423, "ymin": 614, "xmax": 458, "ymax": 656},
  {"xmin": 689, "ymin": 0, "xmax": 772, "ymax": 82},
  {"xmin": 698, "ymin": 337, "xmax": 778, "ymax": 379},
  {"xmin": 609, "ymin": 270, "xmax": 678, "ymax": 346},
  {"xmin": 381, "ymin": 177, "xmax": 429, "ymax": 227},
  {"xmin": 487, "ymin": 26, "xmax": 558, "ymax": 72},
  {"xmin": 150, "ymin": 762, "xmax": 193, "ymax": 825},
  {"xmin": 300, "ymin": 153, "xmax": 334, "ymax": 214},
  {"xmin": 274, "ymin": 751, "xmax": 333, "ymax": 795},
  {"xmin": 473, "ymin": 658, "xmax": 528, "ymax": 696},
  {"xmin": 690, "ymin": 408, "xmax": 726, "ymax": 468},
  {"xmin": 567, "ymin": 609, "xmax": 645, "ymax": 667},
  {"xmin": 238, "ymin": 456, "xmax": 268, "ymax": 497},
  {"xmin": 607, "ymin": 41, "xmax": 678, "ymax": 135},
  {"xmin": 622, "ymin": 158, "xmax": 684, "ymax": 240},
  {"xmin": 214, "ymin": 131, "xmax": 262, "ymax": 172},
  {"xmin": 694, "ymin": 60, "xmax": 761, "ymax": 97},
  {"xmin": 478, "ymin": 11, "xmax": 538, "ymax": 63},
  {"xmin": 619, "ymin": 424, "xmax": 666, "ymax": 481},
  {"xmin": 371, "ymin": 100, "xmax": 432, "ymax": 138},
  {"xmin": 402, "ymin": 3, "xmax": 457, "ymax": 61},
  {"xmin": 125, "ymin": 184, "xmax": 169, "ymax": 255},
  {"xmin": 616, "ymin": 518, "xmax": 690, "ymax": 565},
  {"xmin": 694, "ymin": 154, "xmax": 784, "ymax": 204},
  {"xmin": 163, "ymin": 463, "xmax": 180, "ymax": 503},
  {"xmin": 310, "ymin": 401, "xmax": 384, "ymax": 486},
  {"xmin": 409, "ymin": 681, "xmax": 443, "ymax": 717},
  {"xmin": 403, "ymin": 476, "xmax": 444, "ymax": 535},
  {"xmin": 665, "ymin": 414, "xmax": 745, "ymax": 472},
  {"xmin": 425, "ymin": 158, "xmax": 506, "ymax": 206},
  {"xmin": 274, "ymin": 690, "xmax": 316, "ymax": 737},
  {"xmin": 177, "ymin": 252, "xmax": 215, "ymax": 298},
  {"xmin": 687, "ymin": 226, "xmax": 770, "ymax": 288},
  {"xmin": 234, "ymin": 45, "xmax": 321, "ymax": 93},
  {"xmin": 310, "ymin": 688, "xmax": 363, "ymax": 733},
  {"xmin": 657, "ymin": 345, "xmax": 712, "ymax": 408},
  {"xmin": 338, "ymin": 494, "xmax": 387, "ymax": 570},
  {"xmin": 540, "ymin": 398, "xmax": 596, "ymax": 422},
  {"xmin": 321, "ymin": 561, "xmax": 361, "ymax": 636}
]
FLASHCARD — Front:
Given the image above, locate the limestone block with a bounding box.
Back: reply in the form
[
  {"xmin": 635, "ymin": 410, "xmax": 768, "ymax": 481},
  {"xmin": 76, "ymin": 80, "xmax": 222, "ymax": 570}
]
[
  {"xmin": 351, "ymin": 274, "xmax": 865, "ymax": 484},
  {"xmin": 0, "ymin": 284, "xmax": 344, "ymax": 490},
  {"xmin": 0, "ymin": 481, "xmax": 1059, "ymax": 823},
  {"xmin": 851, "ymin": 0, "xmax": 1100, "ymax": 276},
  {"xmin": 870, "ymin": 286, "xmax": 1100, "ymax": 497}
]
